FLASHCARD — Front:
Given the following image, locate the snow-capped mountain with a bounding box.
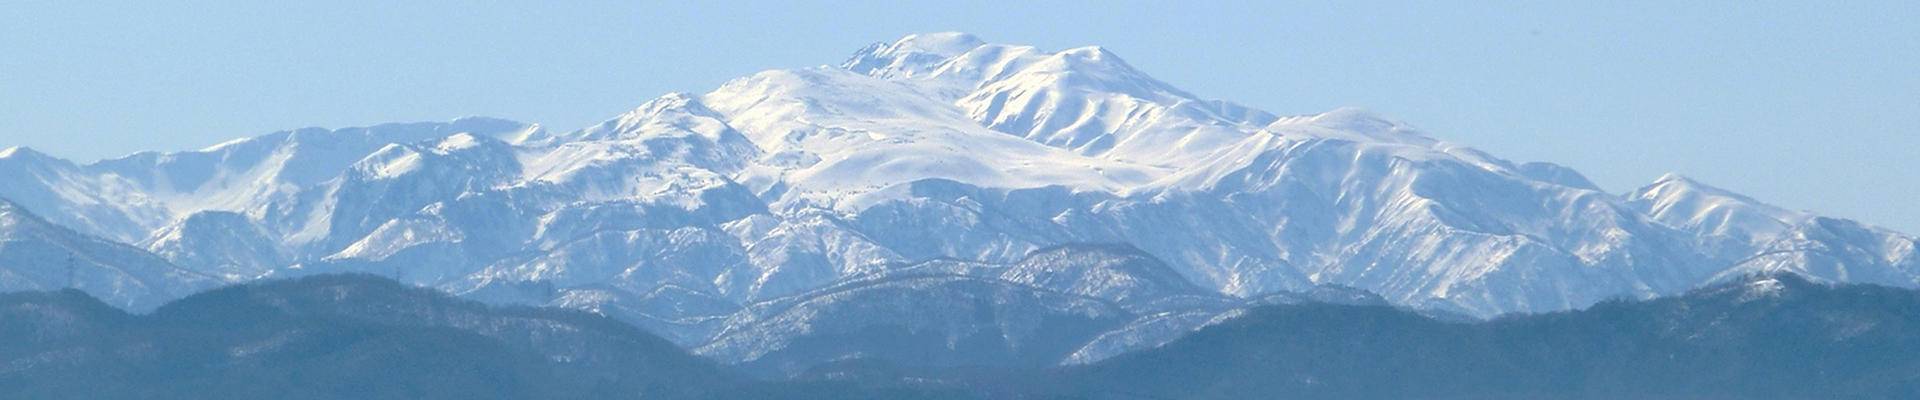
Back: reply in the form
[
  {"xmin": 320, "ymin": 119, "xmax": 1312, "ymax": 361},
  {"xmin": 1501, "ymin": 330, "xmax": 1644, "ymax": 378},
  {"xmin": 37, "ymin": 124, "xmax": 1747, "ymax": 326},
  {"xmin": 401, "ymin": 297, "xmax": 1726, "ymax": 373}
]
[{"xmin": 1, "ymin": 32, "xmax": 1916, "ymax": 368}]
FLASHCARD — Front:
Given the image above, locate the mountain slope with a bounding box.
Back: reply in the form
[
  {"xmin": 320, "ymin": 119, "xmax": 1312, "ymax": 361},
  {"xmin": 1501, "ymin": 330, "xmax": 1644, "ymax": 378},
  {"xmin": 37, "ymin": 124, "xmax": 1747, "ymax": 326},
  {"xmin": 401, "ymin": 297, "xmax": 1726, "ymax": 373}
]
[
  {"xmin": 0, "ymin": 197, "xmax": 222, "ymax": 311},
  {"xmin": 699, "ymin": 273, "xmax": 1133, "ymax": 379}
]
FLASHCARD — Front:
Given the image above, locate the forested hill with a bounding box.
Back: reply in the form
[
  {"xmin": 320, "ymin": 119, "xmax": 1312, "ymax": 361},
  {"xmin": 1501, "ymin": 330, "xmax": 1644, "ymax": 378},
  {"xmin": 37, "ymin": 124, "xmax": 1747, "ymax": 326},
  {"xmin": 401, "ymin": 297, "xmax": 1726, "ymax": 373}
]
[
  {"xmin": 0, "ymin": 274, "xmax": 755, "ymax": 400},
  {"xmin": 1059, "ymin": 274, "xmax": 1920, "ymax": 400}
]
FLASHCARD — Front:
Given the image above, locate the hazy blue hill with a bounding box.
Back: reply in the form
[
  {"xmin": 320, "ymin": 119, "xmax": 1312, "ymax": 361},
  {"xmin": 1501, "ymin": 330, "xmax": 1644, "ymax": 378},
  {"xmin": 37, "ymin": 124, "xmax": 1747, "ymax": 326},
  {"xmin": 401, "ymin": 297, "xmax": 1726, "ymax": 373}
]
[
  {"xmin": 8, "ymin": 273, "xmax": 1920, "ymax": 399},
  {"xmin": 0, "ymin": 274, "xmax": 745, "ymax": 400},
  {"xmin": 1061, "ymin": 274, "xmax": 1920, "ymax": 400}
]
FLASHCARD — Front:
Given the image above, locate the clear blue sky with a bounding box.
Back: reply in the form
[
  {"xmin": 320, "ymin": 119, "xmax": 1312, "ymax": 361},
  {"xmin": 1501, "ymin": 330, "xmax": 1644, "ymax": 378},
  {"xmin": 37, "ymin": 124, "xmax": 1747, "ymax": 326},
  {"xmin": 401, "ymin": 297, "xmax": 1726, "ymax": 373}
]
[{"xmin": 3, "ymin": 1, "xmax": 1916, "ymax": 233}]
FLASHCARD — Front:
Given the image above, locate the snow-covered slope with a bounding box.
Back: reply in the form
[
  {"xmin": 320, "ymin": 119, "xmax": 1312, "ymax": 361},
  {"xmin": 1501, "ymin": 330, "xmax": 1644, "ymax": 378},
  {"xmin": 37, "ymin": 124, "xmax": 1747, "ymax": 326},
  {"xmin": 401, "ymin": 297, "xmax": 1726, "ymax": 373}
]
[
  {"xmin": 0, "ymin": 198, "xmax": 222, "ymax": 311},
  {"xmin": 699, "ymin": 273, "xmax": 1132, "ymax": 378},
  {"xmin": 0, "ymin": 118, "xmax": 542, "ymax": 243},
  {"xmin": 138, "ymin": 210, "xmax": 285, "ymax": 281},
  {"xmin": 1627, "ymin": 174, "xmax": 1920, "ymax": 287},
  {"xmin": 2, "ymin": 32, "xmax": 1916, "ymax": 367},
  {"xmin": 693, "ymin": 243, "xmax": 1233, "ymax": 377},
  {"xmin": 692, "ymin": 243, "xmax": 1429, "ymax": 376}
]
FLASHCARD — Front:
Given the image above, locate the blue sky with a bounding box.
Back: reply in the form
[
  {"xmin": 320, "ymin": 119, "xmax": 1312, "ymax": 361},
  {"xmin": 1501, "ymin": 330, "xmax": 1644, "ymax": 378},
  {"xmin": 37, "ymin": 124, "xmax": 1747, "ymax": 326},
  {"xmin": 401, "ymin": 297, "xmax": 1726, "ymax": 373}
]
[{"xmin": 2, "ymin": 1, "xmax": 1916, "ymax": 233}]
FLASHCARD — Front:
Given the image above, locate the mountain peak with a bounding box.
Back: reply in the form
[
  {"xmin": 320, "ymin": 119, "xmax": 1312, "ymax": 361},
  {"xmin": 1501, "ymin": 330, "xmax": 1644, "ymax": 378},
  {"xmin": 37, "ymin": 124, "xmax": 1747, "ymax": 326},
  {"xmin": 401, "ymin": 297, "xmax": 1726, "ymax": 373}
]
[
  {"xmin": 888, "ymin": 32, "xmax": 987, "ymax": 58},
  {"xmin": 1267, "ymin": 107, "xmax": 1438, "ymax": 145},
  {"xmin": 1651, "ymin": 172, "xmax": 1698, "ymax": 185},
  {"xmin": 1633, "ymin": 173, "xmax": 1762, "ymax": 205},
  {"xmin": 1305, "ymin": 107, "xmax": 1404, "ymax": 130},
  {"xmin": 841, "ymin": 32, "xmax": 988, "ymax": 77},
  {"xmin": 1627, "ymin": 172, "xmax": 1808, "ymax": 241},
  {"xmin": 1056, "ymin": 45, "xmax": 1118, "ymax": 61},
  {"xmin": 446, "ymin": 116, "xmax": 529, "ymax": 133},
  {"xmin": 1015, "ymin": 45, "xmax": 1164, "ymax": 89},
  {"xmin": 0, "ymin": 146, "xmax": 51, "ymax": 161},
  {"xmin": 448, "ymin": 116, "xmax": 547, "ymax": 144}
]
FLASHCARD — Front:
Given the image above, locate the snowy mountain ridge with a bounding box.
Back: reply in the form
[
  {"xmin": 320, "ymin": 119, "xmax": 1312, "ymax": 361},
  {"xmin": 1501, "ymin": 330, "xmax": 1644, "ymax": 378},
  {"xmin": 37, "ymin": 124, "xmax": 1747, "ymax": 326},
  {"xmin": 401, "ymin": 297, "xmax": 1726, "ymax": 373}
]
[
  {"xmin": 0, "ymin": 197, "xmax": 220, "ymax": 311},
  {"xmin": 2, "ymin": 32, "xmax": 1915, "ymax": 370}
]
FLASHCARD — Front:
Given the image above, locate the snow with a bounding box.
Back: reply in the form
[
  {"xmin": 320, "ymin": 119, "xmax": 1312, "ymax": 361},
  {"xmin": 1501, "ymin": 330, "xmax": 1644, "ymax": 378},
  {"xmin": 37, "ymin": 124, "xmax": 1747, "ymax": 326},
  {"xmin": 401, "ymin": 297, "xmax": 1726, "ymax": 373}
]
[
  {"xmin": 327, "ymin": 218, "xmax": 462, "ymax": 261},
  {"xmin": 1627, "ymin": 172, "xmax": 1809, "ymax": 243},
  {"xmin": 841, "ymin": 32, "xmax": 989, "ymax": 82},
  {"xmin": 889, "ymin": 32, "xmax": 988, "ymax": 58},
  {"xmin": 1739, "ymin": 277, "xmax": 1786, "ymax": 301},
  {"xmin": 700, "ymin": 67, "xmax": 1164, "ymax": 204}
]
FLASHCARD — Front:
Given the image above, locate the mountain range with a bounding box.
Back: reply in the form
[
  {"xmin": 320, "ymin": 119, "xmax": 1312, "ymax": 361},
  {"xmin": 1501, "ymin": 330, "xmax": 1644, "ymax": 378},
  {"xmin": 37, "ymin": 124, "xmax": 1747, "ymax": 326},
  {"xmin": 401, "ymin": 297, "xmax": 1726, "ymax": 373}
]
[{"xmin": 1, "ymin": 32, "xmax": 1915, "ymax": 373}]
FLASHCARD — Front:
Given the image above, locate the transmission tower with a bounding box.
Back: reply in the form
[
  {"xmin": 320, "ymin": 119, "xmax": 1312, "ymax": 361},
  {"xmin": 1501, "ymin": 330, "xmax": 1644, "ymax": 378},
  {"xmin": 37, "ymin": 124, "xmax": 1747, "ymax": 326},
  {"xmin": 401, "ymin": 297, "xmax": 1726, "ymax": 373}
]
[{"xmin": 65, "ymin": 251, "xmax": 76, "ymax": 289}]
